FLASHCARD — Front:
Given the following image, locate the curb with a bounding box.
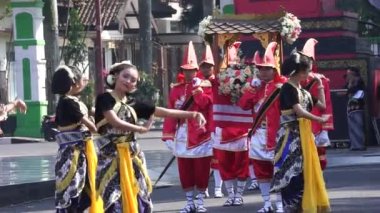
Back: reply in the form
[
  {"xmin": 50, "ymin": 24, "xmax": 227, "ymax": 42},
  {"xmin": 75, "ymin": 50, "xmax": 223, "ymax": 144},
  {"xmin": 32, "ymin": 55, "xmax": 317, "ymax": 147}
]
[{"xmin": 0, "ymin": 181, "xmax": 54, "ymax": 207}]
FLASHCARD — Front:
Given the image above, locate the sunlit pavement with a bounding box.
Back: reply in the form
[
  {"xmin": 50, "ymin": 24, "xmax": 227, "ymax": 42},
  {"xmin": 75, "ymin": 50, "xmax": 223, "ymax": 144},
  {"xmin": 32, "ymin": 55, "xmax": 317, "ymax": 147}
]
[{"xmin": 0, "ymin": 132, "xmax": 380, "ymax": 212}]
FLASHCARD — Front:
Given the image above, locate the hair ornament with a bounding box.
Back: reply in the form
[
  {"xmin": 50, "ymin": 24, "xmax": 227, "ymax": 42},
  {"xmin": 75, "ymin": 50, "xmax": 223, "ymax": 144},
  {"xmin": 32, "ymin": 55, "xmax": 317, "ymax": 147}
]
[{"xmin": 106, "ymin": 74, "xmax": 115, "ymax": 86}]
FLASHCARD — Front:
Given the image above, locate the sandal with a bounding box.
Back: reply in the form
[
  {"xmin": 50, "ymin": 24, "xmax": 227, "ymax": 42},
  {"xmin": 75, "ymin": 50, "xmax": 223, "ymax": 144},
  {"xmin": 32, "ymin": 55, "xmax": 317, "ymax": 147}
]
[
  {"xmin": 179, "ymin": 204, "xmax": 196, "ymax": 213},
  {"xmin": 196, "ymin": 206, "xmax": 207, "ymax": 213},
  {"xmin": 248, "ymin": 181, "xmax": 259, "ymax": 190},
  {"xmin": 232, "ymin": 197, "xmax": 244, "ymax": 206},
  {"xmin": 223, "ymin": 197, "xmax": 234, "ymax": 207},
  {"xmin": 257, "ymin": 206, "xmax": 274, "ymax": 213}
]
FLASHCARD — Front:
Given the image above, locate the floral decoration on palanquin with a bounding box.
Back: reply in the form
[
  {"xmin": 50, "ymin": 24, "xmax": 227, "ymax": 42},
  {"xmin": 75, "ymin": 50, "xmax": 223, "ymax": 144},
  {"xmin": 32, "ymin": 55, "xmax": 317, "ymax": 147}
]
[
  {"xmin": 218, "ymin": 64, "xmax": 255, "ymax": 104},
  {"xmin": 280, "ymin": 12, "xmax": 302, "ymax": 44}
]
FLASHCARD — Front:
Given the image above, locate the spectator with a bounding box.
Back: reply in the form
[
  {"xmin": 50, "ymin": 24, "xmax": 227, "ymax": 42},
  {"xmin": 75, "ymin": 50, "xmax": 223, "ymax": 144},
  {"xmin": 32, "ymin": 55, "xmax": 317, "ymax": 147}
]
[
  {"xmin": 345, "ymin": 67, "xmax": 366, "ymax": 150},
  {"xmin": 0, "ymin": 99, "xmax": 27, "ymax": 136}
]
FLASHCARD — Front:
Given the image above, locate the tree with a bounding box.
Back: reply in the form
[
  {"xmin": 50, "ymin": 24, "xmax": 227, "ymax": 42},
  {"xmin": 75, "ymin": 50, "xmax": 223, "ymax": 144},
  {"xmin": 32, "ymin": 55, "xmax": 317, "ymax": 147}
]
[
  {"xmin": 336, "ymin": 0, "xmax": 380, "ymax": 37},
  {"xmin": 61, "ymin": 7, "xmax": 87, "ymax": 67},
  {"xmin": 180, "ymin": 0, "xmax": 204, "ymax": 32}
]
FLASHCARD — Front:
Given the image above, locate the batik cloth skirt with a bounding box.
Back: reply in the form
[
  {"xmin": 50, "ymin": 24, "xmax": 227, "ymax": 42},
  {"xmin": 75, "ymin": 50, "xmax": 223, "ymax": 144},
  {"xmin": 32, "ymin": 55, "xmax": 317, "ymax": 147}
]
[
  {"xmin": 272, "ymin": 119, "xmax": 330, "ymax": 213},
  {"xmin": 96, "ymin": 134, "xmax": 153, "ymax": 213},
  {"xmin": 55, "ymin": 131, "xmax": 99, "ymax": 212}
]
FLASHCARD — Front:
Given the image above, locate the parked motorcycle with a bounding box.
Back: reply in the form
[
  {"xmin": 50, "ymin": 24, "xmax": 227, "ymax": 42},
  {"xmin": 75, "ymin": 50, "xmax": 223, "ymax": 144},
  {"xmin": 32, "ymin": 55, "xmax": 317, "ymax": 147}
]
[{"xmin": 41, "ymin": 115, "xmax": 58, "ymax": 142}]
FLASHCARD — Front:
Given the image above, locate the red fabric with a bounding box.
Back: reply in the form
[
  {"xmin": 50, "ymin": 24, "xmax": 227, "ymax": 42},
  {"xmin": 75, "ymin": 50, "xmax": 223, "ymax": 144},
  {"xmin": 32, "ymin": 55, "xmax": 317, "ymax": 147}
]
[
  {"xmin": 210, "ymin": 148, "xmax": 221, "ymax": 169},
  {"xmin": 317, "ymin": 147, "xmax": 327, "ymax": 170},
  {"xmin": 162, "ymin": 82, "xmax": 213, "ymax": 148},
  {"xmin": 217, "ymin": 150, "xmax": 249, "ymax": 181},
  {"xmin": 252, "ymin": 159, "xmax": 274, "ymax": 180},
  {"xmin": 177, "ymin": 157, "xmax": 212, "ymax": 190},
  {"xmin": 210, "ymin": 77, "xmax": 252, "ymax": 141},
  {"xmin": 305, "ymin": 73, "xmax": 334, "ymax": 135},
  {"xmin": 238, "ymin": 76, "xmax": 287, "ymax": 150}
]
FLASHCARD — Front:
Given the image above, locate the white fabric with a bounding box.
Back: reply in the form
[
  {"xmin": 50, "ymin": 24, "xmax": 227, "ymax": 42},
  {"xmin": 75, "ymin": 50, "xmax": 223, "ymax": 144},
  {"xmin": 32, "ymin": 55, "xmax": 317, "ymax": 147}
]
[
  {"xmin": 212, "ymin": 169, "xmax": 223, "ymax": 189},
  {"xmin": 251, "ymin": 78, "xmax": 262, "ymax": 87},
  {"xmin": 314, "ymin": 130, "xmax": 331, "ymax": 147},
  {"xmin": 259, "ymin": 182, "xmax": 271, "ymax": 204},
  {"xmin": 249, "ymin": 164, "xmax": 256, "ymax": 180},
  {"xmin": 192, "ymin": 77, "xmax": 202, "ymax": 87},
  {"xmin": 249, "ymin": 128, "xmax": 274, "ymax": 161},
  {"xmin": 174, "ymin": 124, "xmax": 213, "ymax": 158},
  {"xmin": 213, "ymin": 114, "xmax": 253, "ymax": 123},
  {"xmin": 213, "ymin": 104, "xmax": 251, "ymax": 115},
  {"xmin": 212, "ymin": 127, "xmax": 248, "ymax": 151},
  {"xmin": 165, "ymin": 140, "xmax": 174, "ymax": 153},
  {"xmin": 353, "ymin": 90, "xmax": 364, "ymax": 99}
]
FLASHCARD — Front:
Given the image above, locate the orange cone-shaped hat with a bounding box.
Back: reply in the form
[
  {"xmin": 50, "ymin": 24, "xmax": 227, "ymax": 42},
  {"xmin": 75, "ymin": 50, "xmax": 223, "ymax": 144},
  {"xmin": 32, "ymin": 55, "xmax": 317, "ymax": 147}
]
[
  {"xmin": 301, "ymin": 38, "xmax": 318, "ymax": 60},
  {"xmin": 200, "ymin": 44, "xmax": 214, "ymax": 66},
  {"xmin": 253, "ymin": 42, "xmax": 277, "ymax": 68},
  {"xmin": 181, "ymin": 41, "xmax": 199, "ymax": 70}
]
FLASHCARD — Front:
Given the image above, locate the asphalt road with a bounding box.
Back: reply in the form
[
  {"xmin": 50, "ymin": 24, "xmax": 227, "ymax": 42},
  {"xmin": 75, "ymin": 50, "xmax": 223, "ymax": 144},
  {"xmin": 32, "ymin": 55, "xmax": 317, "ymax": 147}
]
[{"xmin": 0, "ymin": 164, "xmax": 379, "ymax": 213}]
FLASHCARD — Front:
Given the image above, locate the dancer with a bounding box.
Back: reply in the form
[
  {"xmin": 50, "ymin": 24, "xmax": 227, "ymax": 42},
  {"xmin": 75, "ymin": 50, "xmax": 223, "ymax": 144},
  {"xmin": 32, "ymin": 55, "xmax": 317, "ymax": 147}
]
[
  {"xmin": 238, "ymin": 42, "xmax": 286, "ymax": 213},
  {"xmin": 198, "ymin": 44, "xmax": 224, "ymax": 198},
  {"xmin": 212, "ymin": 41, "xmax": 251, "ymax": 207},
  {"xmin": 96, "ymin": 60, "xmax": 206, "ymax": 213},
  {"xmin": 162, "ymin": 41, "xmax": 214, "ymax": 213},
  {"xmin": 52, "ymin": 65, "xmax": 100, "ymax": 213},
  {"xmin": 271, "ymin": 51, "xmax": 330, "ymax": 212}
]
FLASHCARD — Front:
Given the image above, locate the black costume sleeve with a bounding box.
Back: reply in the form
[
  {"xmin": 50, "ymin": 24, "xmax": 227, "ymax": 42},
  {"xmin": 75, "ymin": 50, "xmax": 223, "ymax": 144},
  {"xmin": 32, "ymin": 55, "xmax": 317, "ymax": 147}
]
[
  {"xmin": 132, "ymin": 101, "xmax": 156, "ymax": 120},
  {"xmin": 280, "ymin": 83, "xmax": 299, "ymax": 110},
  {"xmin": 95, "ymin": 92, "xmax": 115, "ymax": 124}
]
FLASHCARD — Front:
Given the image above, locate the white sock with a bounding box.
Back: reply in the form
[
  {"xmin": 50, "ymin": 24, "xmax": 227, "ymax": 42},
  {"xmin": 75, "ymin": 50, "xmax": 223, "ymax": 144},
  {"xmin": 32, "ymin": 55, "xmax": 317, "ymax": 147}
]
[
  {"xmin": 276, "ymin": 193, "xmax": 283, "ymax": 209},
  {"xmin": 197, "ymin": 191, "xmax": 205, "ymax": 207},
  {"xmin": 236, "ymin": 180, "xmax": 246, "ymax": 198},
  {"xmin": 213, "ymin": 169, "xmax": 223, "ymax": 191},
  {"xmin": 224, "ymin": 180, "xmax": 235, "ymax": 198},
  {"xmin": 259, "ymin": 182, "xmax": 271, "ymax": 207},
  {"xmin": 185, "ymin": 191, "xmax": 194, "ymax": 206}
]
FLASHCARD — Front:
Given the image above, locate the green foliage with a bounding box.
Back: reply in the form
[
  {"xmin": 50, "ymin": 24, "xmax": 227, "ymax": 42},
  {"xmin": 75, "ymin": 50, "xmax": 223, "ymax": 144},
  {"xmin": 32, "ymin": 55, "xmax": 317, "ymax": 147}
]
[
  {"xmin": 0, "ymin": 2, "xmax": 12, "ymax": 21},
  {"xmin": 133, "ymin": 72, "xmax": 159, "ymax": 105},
  {"xmin": 80, "ymin": 80, "xmax": 94, "ymax": 111},
  {"xmin": 62, "ymin": 8, "xmax": 87, "ymax": 67},
  {"xmin": 336, "ymin": 0, "xmax": 380, "ymax": 37},
  {"xmin": 181, "ymin": 0, "xmax": 204, "ymax": 31}
]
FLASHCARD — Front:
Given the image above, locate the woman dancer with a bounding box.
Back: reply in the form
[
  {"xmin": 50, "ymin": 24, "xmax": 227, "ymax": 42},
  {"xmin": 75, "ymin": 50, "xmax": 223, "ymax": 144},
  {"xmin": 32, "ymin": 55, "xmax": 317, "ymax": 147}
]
[
  {"xmin": 271, "ymin": 52, "xmax": 330, "ymax": 212},
  {"xmin": 52, "ymin": 65, "xmax": 99, "ymax": 213},
  {"xmin": 95, "ymin": 61, "xmax": 206, "ymax": 213}
]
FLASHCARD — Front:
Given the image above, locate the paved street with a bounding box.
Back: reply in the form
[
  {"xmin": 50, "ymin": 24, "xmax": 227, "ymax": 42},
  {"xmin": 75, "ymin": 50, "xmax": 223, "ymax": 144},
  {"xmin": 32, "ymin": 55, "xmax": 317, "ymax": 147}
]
[
  {"xmin": 0, "ymin": 165, "xmax": 379, "ymax": 212},
  {"xmin": 0, "ymin": 131, "xmax": 380, "ymax": 212}
]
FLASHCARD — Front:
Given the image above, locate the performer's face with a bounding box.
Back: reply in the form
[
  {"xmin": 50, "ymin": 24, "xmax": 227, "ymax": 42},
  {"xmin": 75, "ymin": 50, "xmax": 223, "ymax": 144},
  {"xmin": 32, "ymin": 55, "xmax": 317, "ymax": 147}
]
[
  {"xmin": 183, "ymin": 69, "xmax": 197, "ymax": 82},
  {"xmin": 200, "ymin": 63, "xmax": 214, "ymax": 78},
  {"xmin": 71, "ymin": 76, "xmax": 89, "ymax": 95},
  {"xmin": 257, "ymin": 66, "xmax": 274, "ymax": 82},
  {"xmin": 115, "ymin": 67, "xmax": 138, "ymax": 93},
  {"xmin": 299, "ymin": 64, "xmax": 312, "ymax": 81}
]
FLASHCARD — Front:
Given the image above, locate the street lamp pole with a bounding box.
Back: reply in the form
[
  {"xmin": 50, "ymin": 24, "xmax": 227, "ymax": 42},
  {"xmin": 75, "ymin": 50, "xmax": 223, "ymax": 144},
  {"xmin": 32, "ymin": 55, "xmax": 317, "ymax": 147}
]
[{"xmin": 95, "ymin": 0, "xmax": 104, "ymax": 95}]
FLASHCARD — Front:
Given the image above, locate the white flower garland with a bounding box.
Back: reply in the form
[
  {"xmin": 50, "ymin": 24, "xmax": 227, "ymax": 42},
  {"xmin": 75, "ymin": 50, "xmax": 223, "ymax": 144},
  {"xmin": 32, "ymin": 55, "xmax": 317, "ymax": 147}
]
[
  {"xmin": 198, "ymin": 16, "xmax": 212, "ymax": 39},
  {"xmin": 280, "ymin": 13, "xmax": 302, "ymax": 44}
]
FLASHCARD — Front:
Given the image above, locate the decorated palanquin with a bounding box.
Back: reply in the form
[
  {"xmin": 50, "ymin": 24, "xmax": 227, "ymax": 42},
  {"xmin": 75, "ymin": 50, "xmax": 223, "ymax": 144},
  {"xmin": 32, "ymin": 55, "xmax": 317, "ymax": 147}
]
[{"xmin": 198, "ymin": 12, "xmax": 301, "ymax": 142}]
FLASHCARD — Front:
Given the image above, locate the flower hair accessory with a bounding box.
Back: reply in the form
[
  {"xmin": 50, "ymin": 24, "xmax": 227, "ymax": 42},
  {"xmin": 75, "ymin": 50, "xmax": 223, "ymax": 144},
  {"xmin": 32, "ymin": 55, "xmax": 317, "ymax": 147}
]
[
  {"xmin": 280, "ymin": 13, "xmax": 301, "ymax": 44},
  {"xmin": 106, "ymin": 74, "xmax": 115, "ymax": 86}
]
